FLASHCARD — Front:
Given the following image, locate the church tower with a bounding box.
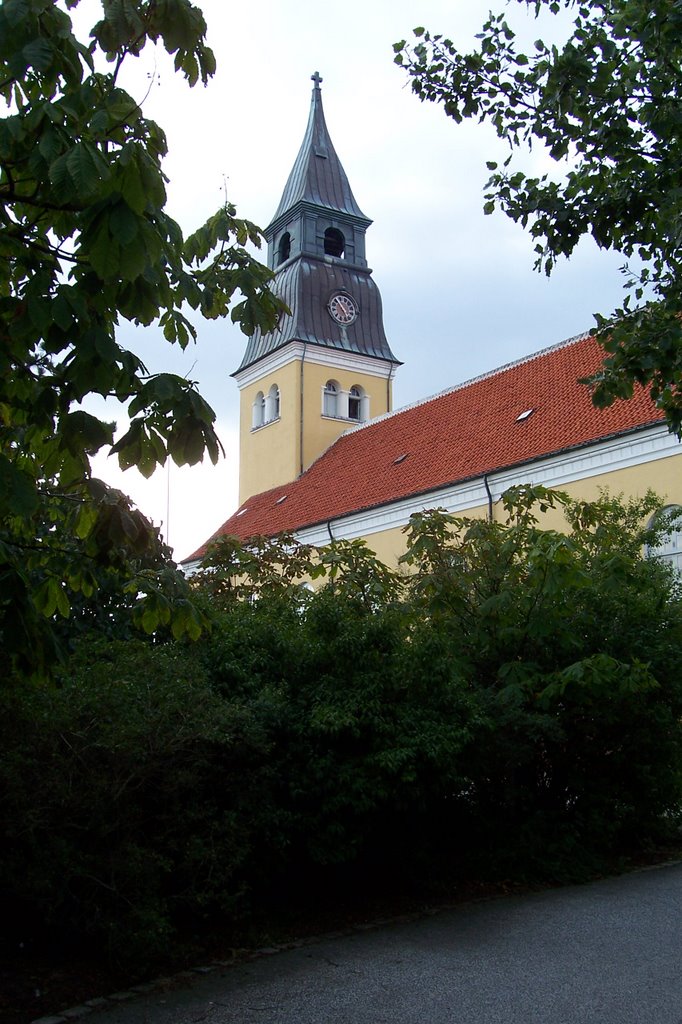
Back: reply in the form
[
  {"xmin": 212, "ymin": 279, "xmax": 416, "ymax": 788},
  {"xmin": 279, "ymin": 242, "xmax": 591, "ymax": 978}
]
[{"xmin": 233, "ymin": 73, "xmax": 400, "ymax": 505}]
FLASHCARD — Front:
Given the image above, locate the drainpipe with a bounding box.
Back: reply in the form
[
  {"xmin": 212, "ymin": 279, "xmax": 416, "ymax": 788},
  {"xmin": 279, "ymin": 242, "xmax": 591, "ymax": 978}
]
[
  {"xmin": 483, "ymin": 473, "xmax": 494, "ymax": 523},
  {"xmin": 299, "ymin": 342, "xmax": 307, "ymax": 477},
  {"xmin": 326, "ymin": 519, "xmax": 337, "ymax": 588}
]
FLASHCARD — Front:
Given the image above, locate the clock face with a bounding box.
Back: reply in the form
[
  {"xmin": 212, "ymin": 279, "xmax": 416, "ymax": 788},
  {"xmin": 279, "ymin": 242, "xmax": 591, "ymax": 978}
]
[{"xmin": 328, "ymin": 292, "xmax": 358, "ymax": 325}]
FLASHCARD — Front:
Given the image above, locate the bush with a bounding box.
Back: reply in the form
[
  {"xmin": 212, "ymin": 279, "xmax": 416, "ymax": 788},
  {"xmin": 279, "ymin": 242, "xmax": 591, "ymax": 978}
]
[
  {"xmin": 0, "ymin": 639, "xmax": 270, "ymax": 966},
  {"xmin": 401, "ymin": 487, "xmax": 682, "ymax": 875},
  {"xmin": 2, "ymin": 489, "xmax": 681, "ymax": 966}
]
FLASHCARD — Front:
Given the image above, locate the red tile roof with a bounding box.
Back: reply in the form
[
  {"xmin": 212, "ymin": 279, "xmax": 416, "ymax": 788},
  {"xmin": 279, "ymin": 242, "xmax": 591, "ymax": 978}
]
[{"xmin": 186, "ymin": 332, "xmax": 664, "ymax": 561}]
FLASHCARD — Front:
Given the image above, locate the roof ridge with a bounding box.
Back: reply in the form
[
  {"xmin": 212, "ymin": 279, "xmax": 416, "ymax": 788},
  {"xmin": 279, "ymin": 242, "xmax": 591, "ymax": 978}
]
[{"xmin": 343, "ymin": 329, "xmax": 594, "ymax": 437}]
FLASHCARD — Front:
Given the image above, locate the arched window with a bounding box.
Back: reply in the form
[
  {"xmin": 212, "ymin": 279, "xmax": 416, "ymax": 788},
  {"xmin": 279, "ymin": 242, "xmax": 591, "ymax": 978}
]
[
  {"xmin": 324, "ymin": 227, "xmax": 345, "ymax": 257},
  {"xmin": 323, "ymin": 380, "xmax": 339, "ymax": 417},
  {"xmin": 277, "ymin": 232, "xmax": 291, "ymax": 265},
  {"xmin": 647, "ymin": 505, "xmax": 682, "ymax": 572},
  {"xmin": 348, "ymin": 385, "xmax": 364, "ymax": 421},
  {"xmin": 252, "ymin": 391, "xmax": 265, "ymax": 429},
  {"xmin": 265, "ymin": 383, "xmax": 280, "ymax": 422}
]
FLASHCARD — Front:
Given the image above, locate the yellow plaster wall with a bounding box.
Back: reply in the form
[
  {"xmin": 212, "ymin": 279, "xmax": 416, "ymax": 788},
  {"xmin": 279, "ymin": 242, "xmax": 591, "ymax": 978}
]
[
  {"xmin": 239, "ymin": 355, "xmax": 394, "ymax": 503},
  {"xmin": 238, "ymin": 361, "xmax": 301, "ymax": 503},
  {"xmin": 506, "ymin": 455, "xmax": 681, "ymax": 533},
  {"xmin": 313, "ymin": 453, "xmax": 682, "ymax": 577},
  {"xmin": 300, "ymin": 360, "xmax": 393, "ymax": 470},
  {"xmin": 356, "ymin": 500, "xmax": 489, "ymax": 571}
]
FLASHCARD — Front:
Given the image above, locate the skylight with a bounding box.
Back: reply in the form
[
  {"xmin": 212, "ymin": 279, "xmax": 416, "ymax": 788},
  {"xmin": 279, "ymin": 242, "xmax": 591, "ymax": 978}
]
[
  {"xmin": 236, "ymin": 508, "xmax": 249, "ymax": 516},
  {"xmin": 275, "ymin": 495, "xmax": 288, "ymax": 505},
  {"xmin": 393, "ymin": 453, "xmax": 408, "ymax": 464},
  {"xmin": 516, "ymin": 408, "xmax": 535, "ymax": 422}
]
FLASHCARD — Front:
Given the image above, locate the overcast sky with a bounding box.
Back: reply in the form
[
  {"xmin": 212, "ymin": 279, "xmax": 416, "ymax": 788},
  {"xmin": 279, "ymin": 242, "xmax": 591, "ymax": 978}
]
[{"xmin": 85, "ymin": 0, "xmax": 630, "ymax": 560}]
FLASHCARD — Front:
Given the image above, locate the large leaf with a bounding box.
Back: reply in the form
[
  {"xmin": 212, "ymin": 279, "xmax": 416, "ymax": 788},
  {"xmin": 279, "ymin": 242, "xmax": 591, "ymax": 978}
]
[
  {"xmin": 65, "ymin": 141, "xmax": 110, "ymax": 197},
  {"xmin": 0, "ymin": 454, "xmax": 39, "ymax": 518}
]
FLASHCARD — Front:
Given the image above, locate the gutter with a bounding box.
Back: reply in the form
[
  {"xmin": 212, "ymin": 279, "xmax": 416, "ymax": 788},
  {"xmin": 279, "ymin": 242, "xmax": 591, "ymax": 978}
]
[{"xmin": 281, "ymin": 419, "xmax": 669, "ymax": 538}]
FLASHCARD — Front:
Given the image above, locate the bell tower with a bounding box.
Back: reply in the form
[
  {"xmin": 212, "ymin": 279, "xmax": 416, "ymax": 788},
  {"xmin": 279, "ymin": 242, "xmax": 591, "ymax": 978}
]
[{"xmin": 233, "ymin": 73, "xmax": 400, "ymax": 505}]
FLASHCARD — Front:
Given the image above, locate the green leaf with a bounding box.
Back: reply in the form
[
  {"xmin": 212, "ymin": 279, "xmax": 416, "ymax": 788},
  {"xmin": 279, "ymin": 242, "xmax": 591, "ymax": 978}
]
[
  {"xmin": 55, "ymin": 585, "xmax": 71, "ymax": 618},
  {"xmin": 0, "ymin": 454, "xmax": 39, "ymax": 518},
  {"xmin": 117, "ymin": 152, "xmax": 148, "ymax": 214},
  {"xmin": 65, "ymin": 142, "xmax": 110, "ymax": 196},
  {"xmin": 74, "ymin": 500, "xmax": 99, "ymax": 540},
  {"xmin": 87, "ymin": 212, "xmax": 120, "ymax": 279},
  {"xmin": 22, "ymin": 37, "xmax": 54, "ymax": 72},
  {"xmin": 34, "ymin": 579, "xmax": 59, "ymax": 618}
]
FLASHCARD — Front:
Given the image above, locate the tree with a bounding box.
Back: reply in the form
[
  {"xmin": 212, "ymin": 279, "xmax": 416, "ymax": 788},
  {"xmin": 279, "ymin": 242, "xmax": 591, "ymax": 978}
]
[
  {"xmin": 0, "ymin": 0, "xmax": 287, "ymax": 675},
  {"xmin": 400, "ymin": 485, "xmax": 682, "ymax": 869},
  {"xmin": 1, "ymin": 490, "xmax": 681, "ymax": 968},
  {"xmin": 394, "ymin": 0, "xmax": 682, "ymax": 434}
]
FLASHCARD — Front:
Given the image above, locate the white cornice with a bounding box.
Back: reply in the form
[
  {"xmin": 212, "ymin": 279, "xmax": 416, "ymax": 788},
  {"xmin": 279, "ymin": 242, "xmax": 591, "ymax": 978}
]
[
  {"xmin": 233, "ymin": 341, "xmax": 397, "ymax": 389},
  {"xmin": 295, "ymin": 423, "xmax": 680, "ymax": 546}
]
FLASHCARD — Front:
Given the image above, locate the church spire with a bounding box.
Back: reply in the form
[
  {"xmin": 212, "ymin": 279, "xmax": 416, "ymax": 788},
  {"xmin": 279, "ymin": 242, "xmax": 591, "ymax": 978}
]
[
  {"xmin": 235, "ymin": 73, "xmax": 399, "ymax": 373},
  {"xmin": 233, "ymin": 75, "xmax": 400, "ymax": 505},
  {"xmin": 271, "ymin": 72, "xmax": 369, "ymax": 225}
]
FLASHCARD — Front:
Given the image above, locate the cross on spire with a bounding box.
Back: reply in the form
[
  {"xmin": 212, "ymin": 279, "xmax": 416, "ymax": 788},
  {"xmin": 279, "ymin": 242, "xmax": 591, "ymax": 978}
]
[{"xmin": 311, "ymin": 71, "xmax": 323, "ymax": 89}]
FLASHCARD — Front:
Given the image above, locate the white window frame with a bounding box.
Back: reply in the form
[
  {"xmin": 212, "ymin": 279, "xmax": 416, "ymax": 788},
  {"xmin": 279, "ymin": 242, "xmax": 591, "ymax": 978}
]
[
  {"xmin": 322, "ymin": 381, "xmax": 370, "ymax": 422},
  {"xmin": 323, "ymin": 380, "xmax": 340, "ymax": 418},
  {"xmin": 265, "ymin": 384, "xmax": 280, "ymax": 423},
  {"xmin": 252, "ymin": 390, "xmax": 265, "ymax": 429},
  {"xmin": 348, "ymin": 384, "xmax": 369, "ymax": 422}
]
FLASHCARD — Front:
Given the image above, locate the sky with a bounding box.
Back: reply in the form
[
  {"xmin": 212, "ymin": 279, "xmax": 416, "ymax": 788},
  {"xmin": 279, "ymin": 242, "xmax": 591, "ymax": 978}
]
[{"xmin": 84, "ymin": 0, "xmax": 632, "ymax": 561}]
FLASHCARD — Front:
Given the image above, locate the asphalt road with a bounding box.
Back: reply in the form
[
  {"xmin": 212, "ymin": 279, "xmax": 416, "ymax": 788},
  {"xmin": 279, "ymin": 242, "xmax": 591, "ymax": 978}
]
[{"xmin": 94, "ymin": 862, "xmax": 682, "ymax": 1024}]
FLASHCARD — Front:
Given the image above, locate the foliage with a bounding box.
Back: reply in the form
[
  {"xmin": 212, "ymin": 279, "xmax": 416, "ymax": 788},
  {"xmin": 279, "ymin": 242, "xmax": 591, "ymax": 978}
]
[
  {"xmin": 1, "ymin": 478, "xmax": 211, "ymax": 680},
  {"xmin": 394, "ymin": 1, "xmax": 682, "ymax": 434},
  {"xmin": 317, "ymin": 537, "xmax": 405, "ymax": 610},
  {"xmin": 401, "ymin": 485, "xmax": 682, "ymax": 869},
  {"xmin": 0, "ymin": 0, "xmax": 288, "ymax": 676},
  {"xmin": 0, "ymin": 638, "xmax": 271, "ymax": 965},
  {"xmin": 284, "ymin": 586, "xmax": 474, "ymax": 873},
  {"xmin": 1, "ymin": 489, "xmax": 681, "ymax": 966},
  {"xmin": 195, "ymin": 532, "xmax": 325, "ymax": 604}
]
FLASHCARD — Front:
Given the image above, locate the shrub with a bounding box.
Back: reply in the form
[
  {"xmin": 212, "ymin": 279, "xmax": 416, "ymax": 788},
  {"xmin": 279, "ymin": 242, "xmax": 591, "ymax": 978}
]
[
  {"xmin": 401, "ymin": 487, "xmax": 682, "ymax": 875},
  {"xmin": 0, "ymin": 639, "xmax": 269, "ymax": 966},
  {"xmin": 2, "ymin": 489, "xmax": 681, "ymax": 965}
]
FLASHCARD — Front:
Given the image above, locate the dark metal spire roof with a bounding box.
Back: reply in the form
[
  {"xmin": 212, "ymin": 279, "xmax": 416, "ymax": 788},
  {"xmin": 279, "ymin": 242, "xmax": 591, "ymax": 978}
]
[
  {"xmin": 234, "ymin": 74, "xmax": 399, "ymax": 375},
  {"xmin": 235, "ymin": 258, "xmax": 400, "ymax": 372},
  {"xmin": 270, "ymin": 72, "xmax": 369, "ymax": 226}
]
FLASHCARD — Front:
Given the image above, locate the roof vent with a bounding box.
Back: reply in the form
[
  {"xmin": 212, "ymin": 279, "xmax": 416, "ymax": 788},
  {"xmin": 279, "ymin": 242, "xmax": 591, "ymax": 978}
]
[
  {"xmin": 393, "ymin": 453, "xmax": 408, "ymax": 464},
  {"xmin": 516, "ymin": 408, "xmax": 535, "ymax": 422},
  {"xmin": 275, "ymin": 495, "xmax": 288, "ymax": 505}
]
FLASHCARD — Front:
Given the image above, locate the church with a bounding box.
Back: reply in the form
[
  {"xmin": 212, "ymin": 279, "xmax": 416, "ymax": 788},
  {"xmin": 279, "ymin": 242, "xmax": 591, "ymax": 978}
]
[{"xmin": 184, "ymin": 75, "xmax": 681, "ymax": 572}]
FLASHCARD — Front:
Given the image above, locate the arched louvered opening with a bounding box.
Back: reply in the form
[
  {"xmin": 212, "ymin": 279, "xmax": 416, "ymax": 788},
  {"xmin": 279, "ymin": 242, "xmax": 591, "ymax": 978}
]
[
  {"xmin": 277, "ymin": 232, "xmax": 291, "ymax": 265},
  {"xmin": 324, "ymin": 227, "xmax": 345, "ymax": 257}
]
